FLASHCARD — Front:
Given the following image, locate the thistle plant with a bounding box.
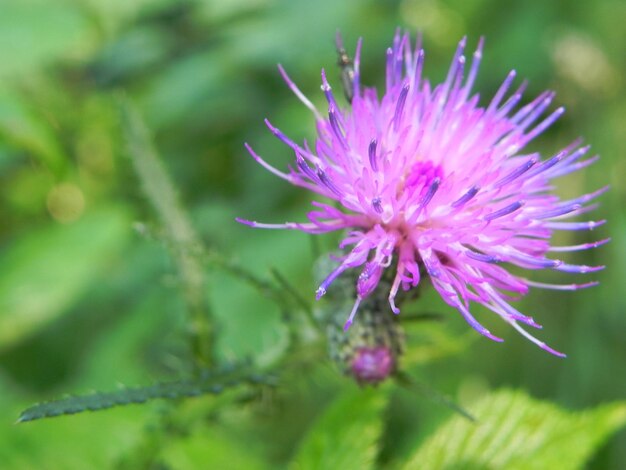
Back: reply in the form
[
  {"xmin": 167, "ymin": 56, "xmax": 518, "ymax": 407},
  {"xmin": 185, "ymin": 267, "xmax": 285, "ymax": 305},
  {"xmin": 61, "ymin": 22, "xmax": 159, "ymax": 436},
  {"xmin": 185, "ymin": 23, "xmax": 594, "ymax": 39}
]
[{"xmin": 10, "ymin": 18, "xmax": 623, "ymax": 469}]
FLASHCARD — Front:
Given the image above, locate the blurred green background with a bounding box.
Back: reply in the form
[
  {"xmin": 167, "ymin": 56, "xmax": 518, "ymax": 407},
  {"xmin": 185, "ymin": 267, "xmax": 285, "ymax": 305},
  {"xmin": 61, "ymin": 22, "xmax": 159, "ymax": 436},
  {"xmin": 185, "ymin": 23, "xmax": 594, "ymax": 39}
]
[{"xmin": 0, "ymin": 0, "xmax": 624, "ymax": 468}]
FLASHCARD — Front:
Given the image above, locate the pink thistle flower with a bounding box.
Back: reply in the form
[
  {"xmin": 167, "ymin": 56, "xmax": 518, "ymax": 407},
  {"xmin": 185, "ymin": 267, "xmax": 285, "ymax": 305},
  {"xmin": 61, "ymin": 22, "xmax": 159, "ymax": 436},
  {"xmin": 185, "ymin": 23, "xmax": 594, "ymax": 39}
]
[{"xmin": 238, "ymin": 31, "xmax": 608, "ymax": 357}]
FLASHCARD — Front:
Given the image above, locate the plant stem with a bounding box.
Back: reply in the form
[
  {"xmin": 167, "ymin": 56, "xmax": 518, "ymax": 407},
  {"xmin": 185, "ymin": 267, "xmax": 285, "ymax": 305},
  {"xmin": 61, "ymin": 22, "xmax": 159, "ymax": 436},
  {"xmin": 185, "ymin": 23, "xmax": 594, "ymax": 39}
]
[{"xmin": 120, "ymin": 95, "xmax": 214, "ymax": 369}]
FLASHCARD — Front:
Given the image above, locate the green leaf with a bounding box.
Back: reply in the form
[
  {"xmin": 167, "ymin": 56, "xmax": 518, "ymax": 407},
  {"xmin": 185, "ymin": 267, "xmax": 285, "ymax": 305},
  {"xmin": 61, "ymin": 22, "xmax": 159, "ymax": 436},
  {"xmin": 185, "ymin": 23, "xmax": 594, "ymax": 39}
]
[
  {"xmin": 0, "ymin": 1, "xmax": 94, "ymax": 78},
  {"xmin": 18, "ymin": 366, "xmax": 275, "ymax": 423},
  {"xmin": 290, "ymin": 386, "xmax": 388, "ymax": 470},
  {"xmin": 403, "ymin": 389, "xmax": 626, "ymax": 470},
  {"xmin": 0, "ymin": 385, "xmax": 146, "ymax": 470},
  {"xmin": 159, "ymin": 425, "xmax": 269, "ymax": 470},
  {"xmin": 0, "ymin": 207, "xmax": 131, "ymax": 351},
  {"xmin": 0, "ymin": 89, "xmax": 66, "ymax": 172}
]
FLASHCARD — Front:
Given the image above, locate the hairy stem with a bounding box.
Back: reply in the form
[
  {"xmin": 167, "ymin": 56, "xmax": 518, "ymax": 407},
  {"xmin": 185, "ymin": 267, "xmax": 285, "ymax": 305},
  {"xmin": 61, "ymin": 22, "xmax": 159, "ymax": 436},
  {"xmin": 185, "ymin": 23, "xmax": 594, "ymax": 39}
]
[{"xmin": 120, "ymin": 95, "xmax": 214, "ymax": 368}]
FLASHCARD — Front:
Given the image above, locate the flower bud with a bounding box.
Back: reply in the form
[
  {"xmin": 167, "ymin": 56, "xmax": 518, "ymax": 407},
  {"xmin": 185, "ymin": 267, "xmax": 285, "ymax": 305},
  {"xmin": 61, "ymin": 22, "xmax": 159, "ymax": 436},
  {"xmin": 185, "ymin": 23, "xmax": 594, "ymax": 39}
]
[{"xmin": 326, "ymin": 284, "xmax": 404, "ymax": 385}]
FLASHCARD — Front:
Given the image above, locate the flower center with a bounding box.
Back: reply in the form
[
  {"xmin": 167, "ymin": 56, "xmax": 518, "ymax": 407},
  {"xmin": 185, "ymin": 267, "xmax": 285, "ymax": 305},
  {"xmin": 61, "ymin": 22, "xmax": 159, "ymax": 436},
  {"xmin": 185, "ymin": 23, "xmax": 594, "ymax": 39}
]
[{"xmin": 402, "ymin": 160, "xmax": 444, "ymax": 200}]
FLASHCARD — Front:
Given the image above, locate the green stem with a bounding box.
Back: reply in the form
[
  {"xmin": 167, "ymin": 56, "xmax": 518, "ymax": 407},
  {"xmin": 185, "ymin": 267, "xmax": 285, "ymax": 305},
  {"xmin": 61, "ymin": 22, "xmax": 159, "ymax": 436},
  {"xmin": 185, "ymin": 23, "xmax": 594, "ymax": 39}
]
[
  {"xmin": 270, "ymin": 267, "xmax": 318, "ymax": 330},
  {"xmin": 395, "ymin": 371, "xmax": 476, "ymax": 422},
  {"xmin": 204, "ymin": 251, "xmax": 284, "ymax": 306},
  {"xmin": 119, "ymin": 95, "xmax": 214, "ymax": 368}
]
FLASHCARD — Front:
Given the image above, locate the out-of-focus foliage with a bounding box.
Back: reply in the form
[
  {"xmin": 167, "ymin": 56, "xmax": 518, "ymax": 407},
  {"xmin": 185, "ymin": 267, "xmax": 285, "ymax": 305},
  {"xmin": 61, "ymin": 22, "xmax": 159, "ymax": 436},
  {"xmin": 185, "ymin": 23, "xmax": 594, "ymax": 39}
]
[
  {"xmin": 0, "ymin": 0, "xmax": 624, "ymax": 468},
  {"xmin": 290, "ymin": 386, "xmax": 388, "ymax": 470}
]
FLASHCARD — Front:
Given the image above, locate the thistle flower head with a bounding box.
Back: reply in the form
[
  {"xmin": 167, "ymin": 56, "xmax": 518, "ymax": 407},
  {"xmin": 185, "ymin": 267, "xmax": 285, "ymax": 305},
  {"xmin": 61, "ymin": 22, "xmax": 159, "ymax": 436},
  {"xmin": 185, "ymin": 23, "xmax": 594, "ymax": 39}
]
[{"xmin": 239, "ymin": 31, "xmax": 607, "ymax": 357}]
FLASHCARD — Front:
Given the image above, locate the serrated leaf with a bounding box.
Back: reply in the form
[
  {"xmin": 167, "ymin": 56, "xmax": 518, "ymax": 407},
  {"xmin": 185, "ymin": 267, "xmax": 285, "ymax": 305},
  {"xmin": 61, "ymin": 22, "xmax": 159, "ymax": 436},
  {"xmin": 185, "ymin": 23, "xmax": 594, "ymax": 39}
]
[
  {"xmin": 0, "ymin": 382, "xmax": 146, "ymax": 470},
  {"xmin": 290, "ymin": 386, "xmax": 388, "ymax": 470},
  {"xmin": 403, "ymin": 389, "xmax": 626, "ymax": 470},
  {"xmin": 18, "ymin": 366, "xmax": 275, "ymax": 423}
]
